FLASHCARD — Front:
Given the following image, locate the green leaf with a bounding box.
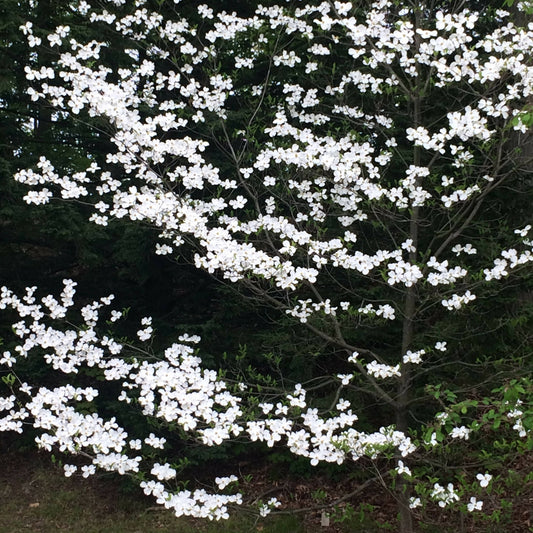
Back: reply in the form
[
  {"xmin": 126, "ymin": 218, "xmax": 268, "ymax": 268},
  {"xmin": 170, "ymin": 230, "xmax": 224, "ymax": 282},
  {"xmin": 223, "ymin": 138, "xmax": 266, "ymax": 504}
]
[
  {"xmin": 1, "ymin": 373, "xmax": 15, "ymax": 386},
  {"xmin": 522, "ymin": 416, "xmax": 533, "ymax": 431}
]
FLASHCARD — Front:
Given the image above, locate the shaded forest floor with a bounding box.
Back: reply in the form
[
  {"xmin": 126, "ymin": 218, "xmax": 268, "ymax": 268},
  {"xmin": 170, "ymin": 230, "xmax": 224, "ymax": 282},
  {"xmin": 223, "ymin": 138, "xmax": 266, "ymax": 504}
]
[
  {"xmin": 0, "ymin": 445, "xmax": 388, "ymax": 533},
  {"xmin": 0, "ymin": 449, "xmax": 303, "ymax": 533},
  {"xmin": 0, "ymin": 444, "xmax": 532, "ymax": 532}
]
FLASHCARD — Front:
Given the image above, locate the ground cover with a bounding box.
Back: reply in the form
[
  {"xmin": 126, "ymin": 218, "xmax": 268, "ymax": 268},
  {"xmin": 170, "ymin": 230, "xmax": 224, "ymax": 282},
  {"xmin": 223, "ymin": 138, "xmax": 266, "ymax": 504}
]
[{"xmin": 1, "ymin": 441, "xmax": 532, "ymax": 532}]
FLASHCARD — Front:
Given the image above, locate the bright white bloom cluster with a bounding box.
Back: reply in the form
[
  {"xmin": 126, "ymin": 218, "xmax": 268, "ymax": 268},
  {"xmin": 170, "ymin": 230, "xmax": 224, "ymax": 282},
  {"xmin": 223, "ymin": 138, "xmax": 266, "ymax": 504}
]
[
  {"xmin": 506, "ymin": 403, "xmax": 529, "ymax": 438},
  {"xmin": 402, "ymin": 349, "xmax": 425, "ymax": 365},
  {"xmin": 151, "ymin": 463, "xmax": 177, "ymax": 481},
  {"xmin": 367, "ymin": 361, "xmax": 401, "ymax": 379},
  {"xmin": 0, "ymin": 281, "xmax": 248, "ymax": 519},
  {"xmin": 452, "ymin": 244, "xmax": 477, "ymax": 256},
  {"xmin": 286, "ymin": 298, "xmax": 338, "ymax": 323},
  {"xmin": 215, "ymin": 475, "xmax": 238, "ymax": 490},
  {"xmin": 258, "ymin": 497, "xmax": 282, "ymax": 517},
  {"xmin": 426, "ymin": 257, "xmax": 467, "ymax": 286},
  {"xmin": 450, "ymin": 425, "xmax": 471, "ymax": 440},
  {"xmin": 483, "ymin": 246, "xmax": 533, "ymax": 281},
  {"xmin": 467, "ymin": 496, "xmax": 483, "ymax": 512},
  {"xmin": 334, "ymin": 426, "xmax": 417, "ymax": 460},
  {"xmin": 477, "ymin": 473, "xmax": 493, "ymax": 488},
  {"xmin": 0, "ymin": 282, "xmax": 422, "ymax": 516},
  {"xmin": 431, "ymin": 483, "xmax": 460, "ymax": 508},
  {"xmin": 441, "ymin": 185, "xmax": 480, "ymax": 208},
  {"xmin": 8, "ymin": 0, "xmax": 533, "ymax": 520},
  {"xmin": 441, "ymin": 291, "xmax": 476, "ymax": 310},
  {"xmin": 357, "ymin": 303, "xmax": 396, "ymax": 320},
  {"xmin": 137, "ymin": 316, "xmax": 153, "ymax": 341}
]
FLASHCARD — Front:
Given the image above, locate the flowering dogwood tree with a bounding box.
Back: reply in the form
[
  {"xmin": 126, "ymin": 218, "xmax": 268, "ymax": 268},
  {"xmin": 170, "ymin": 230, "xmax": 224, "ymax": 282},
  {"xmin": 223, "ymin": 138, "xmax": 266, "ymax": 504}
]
[{"xmin": 3, "ymin": 0, "xmax": 533, "ymax": 530}]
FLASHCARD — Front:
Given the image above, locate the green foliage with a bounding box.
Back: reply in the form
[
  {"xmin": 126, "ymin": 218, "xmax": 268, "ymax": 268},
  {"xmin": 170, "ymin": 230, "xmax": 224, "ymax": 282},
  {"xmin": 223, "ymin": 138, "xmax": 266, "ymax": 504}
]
[{"xmin": 331, "ymin": 502, "xmax": 395, "ymax": 531}]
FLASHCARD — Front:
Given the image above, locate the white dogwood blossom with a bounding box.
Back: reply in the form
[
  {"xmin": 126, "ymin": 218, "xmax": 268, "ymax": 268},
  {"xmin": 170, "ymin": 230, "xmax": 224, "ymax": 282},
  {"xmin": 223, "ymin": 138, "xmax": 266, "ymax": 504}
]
[
  {"xmin": 5, "ymin": 0, "xmax": 533, "ymax": 524},
  {"xmin": 431, "ymin": 483, "xmax": 460, "ymax": 508},
  {"xmin": 0, "ymin": 281, "xmax": 426, "ymax": 518}
]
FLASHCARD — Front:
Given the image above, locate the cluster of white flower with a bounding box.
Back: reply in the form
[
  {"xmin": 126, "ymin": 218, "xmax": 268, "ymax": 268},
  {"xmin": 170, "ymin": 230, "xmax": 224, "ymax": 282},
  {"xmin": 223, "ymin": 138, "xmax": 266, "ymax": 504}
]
[
  {"xmin": 387, "ymin": 260, "xmax": 423, "ymax": 287},
  {"xmin": 9, "ymin": 0, "xmax": 533, "ymax": 519},
  {"xmin": 357, "ymin": 303, "xmax": 396, "ymax": 320},
  {"xmin": 483, "ymin": 246, "xmax": 533, "ymax": 281},
  {"xmin": 215, "ymin": 475, "xmax": 238, "ymax": 490},
  {"xmin": 0, "ymin": 281, "xmax": 429, "ymax": 517},
  {"xmin": 286, "ymin": 298, "xmax": 337, "ymax": 322},
  {"xmin": 441, "ymin": 290, "xmax": 476, "ymax": 310},
  {"xmin": 366, "ymin": 361, "xmax": 401, "ymax": 379},
  {"xmin": 450, "ymin": 425, "xmax": 471, "ymax": 440},
  {"xmin": 441, "ymin": 185, "xmax": 480, "ymax": 208},
  {"xmin": 402, "ymin": 349, "xmax": 425, "ymax": 365},
  {"xmin": 258, "ymin": 497, "xmax": 282, "ymax": 517},
  {"xmin": 426, "ymin": 257, "xmax": 467, "ymax": 286},
  {"xmin": 139, "ymin": 480, "xmax": 242, "ymax": 520},
  {"xmin": 431, "ymin": 483, "xmax": 460, "ymax": 508},
  {"xmin": 507, "ymin": 402, "xmax": 529, "ymax": 438},
  {"xmin": 335, "ymin": 425, "xmax": 417, "ymax": 461},
  {"xmin": 451, "ymin": 244, "xmax": 477, "ymax": 256},
  {"xmin": 0, "ymin": 281, "xmax": 247, "ymax": 518},
  {"xmin": 137, "ymin": 317, "xmax": 154, "ymax": 341},
  {"xmin": 273, "ymin": 50, "xmax": 301, "ymax": 67}
]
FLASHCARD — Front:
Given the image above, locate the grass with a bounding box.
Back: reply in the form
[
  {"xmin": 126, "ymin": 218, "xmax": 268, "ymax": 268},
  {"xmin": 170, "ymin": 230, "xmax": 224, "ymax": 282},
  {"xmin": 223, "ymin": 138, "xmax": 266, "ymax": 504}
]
[
  {"xmin": 0, "ymin": 444, "xmax": 409, "ymax": 532},
  {"xmin": 0, "ymin": 449, "xmax": 308, "ymax": 533},
  {"xmin": 6, "ymin": 444, "xmax": 530, "ymax": 532}
]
